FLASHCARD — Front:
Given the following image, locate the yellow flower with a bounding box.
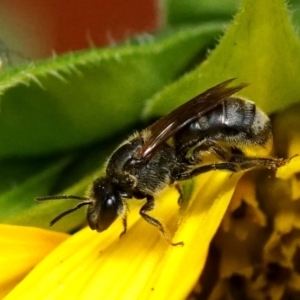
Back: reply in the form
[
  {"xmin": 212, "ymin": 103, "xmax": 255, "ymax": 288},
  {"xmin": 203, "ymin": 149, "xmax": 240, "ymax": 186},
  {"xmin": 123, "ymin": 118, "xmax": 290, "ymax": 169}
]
[
  {"xmin": 0, "ymin": 225, "xmax": 68, "ymax": 298},
  {"xmin": 3, "ymin": 172, "xmax": 240, "ymax": 300}
]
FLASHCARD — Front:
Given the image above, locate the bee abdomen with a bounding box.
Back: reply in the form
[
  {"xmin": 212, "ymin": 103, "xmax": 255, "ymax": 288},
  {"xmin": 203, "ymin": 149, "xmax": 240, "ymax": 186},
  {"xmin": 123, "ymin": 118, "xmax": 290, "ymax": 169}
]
[
  {"xmin": 177, "ymin": 97, "xmax": 272, "ymax": 148},
  {"xmin": 197, "ymin": 98, "xmax": 256, "ymax": 132}
]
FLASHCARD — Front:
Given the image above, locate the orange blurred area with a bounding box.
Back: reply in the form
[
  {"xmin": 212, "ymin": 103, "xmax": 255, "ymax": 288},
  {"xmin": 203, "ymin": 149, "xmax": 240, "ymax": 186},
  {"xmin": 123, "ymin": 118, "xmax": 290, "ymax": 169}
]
[{"xmin": 0, "ymin": 0, "xmax": 158, "ymax": 59}]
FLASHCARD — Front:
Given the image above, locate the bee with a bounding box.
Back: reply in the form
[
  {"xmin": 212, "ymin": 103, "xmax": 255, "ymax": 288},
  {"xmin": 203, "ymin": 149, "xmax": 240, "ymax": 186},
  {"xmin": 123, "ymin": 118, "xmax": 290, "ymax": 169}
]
[{"xmin": 36, "ymin": 79, "xmax": 287, "ymax": 246}]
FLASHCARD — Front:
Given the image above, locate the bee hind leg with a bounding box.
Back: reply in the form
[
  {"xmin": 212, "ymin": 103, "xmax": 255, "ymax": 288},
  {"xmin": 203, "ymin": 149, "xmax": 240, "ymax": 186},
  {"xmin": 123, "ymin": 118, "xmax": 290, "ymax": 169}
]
[
  {"xmin": 140, "ymin": 196, "xmax": 184, "ymax": 246},
  {"xmin": 174, "ymin": 162, "xmax": 241, "ymax": 181},
  {"xmin": 229, "ymin": 156, "xmax": 289, "ymax": 171},
  {"xmin": 174, "ymin": 156, "xmax": 289, "ymax": 181}
]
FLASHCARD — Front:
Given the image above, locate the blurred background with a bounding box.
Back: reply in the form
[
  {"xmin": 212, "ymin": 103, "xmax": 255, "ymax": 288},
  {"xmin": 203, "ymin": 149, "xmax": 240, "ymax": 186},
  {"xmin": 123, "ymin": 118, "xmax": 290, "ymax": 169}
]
[
  {"xmin": 0, "ymin": 0, "xmax": 158, "ymax": 60},
  {"xmin": 0, "ymin": 0, "xmax": 299, "ymax": 62}
]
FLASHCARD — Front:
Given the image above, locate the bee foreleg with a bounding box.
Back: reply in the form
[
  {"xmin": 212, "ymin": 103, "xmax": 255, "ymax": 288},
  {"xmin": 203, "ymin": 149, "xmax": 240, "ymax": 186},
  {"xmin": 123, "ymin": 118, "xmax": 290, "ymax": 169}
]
[{"xmin": 140, "ymin": 196, "xmax": 184, "ymax": 246}]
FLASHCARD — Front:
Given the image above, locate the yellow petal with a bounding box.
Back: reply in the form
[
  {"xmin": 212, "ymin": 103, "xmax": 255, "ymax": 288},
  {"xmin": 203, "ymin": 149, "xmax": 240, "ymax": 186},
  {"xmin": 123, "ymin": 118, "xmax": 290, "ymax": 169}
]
[
  {"xmin": 276, "ymin": 156, "xmax": 300, "ymax": 201},
  {"xmin": 276, "ymin": 156, "xmax": 300, "ymax": 181},
  {"xmin": 0, "ymin": 225, "xmax": 68, "ymax": 298},
  {"xmin": 222, "ymin": 172, "xmax": 267, "ymax": 240},
  {"xmin": 5, "ymin": 172, "xmax": 239, "ymax": 300}
]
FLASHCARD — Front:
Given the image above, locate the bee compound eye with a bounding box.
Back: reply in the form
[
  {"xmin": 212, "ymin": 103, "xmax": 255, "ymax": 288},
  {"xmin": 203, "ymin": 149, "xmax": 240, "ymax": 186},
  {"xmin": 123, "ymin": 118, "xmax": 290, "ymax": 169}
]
[
  {"xmin": 104, "ymin": 197, "xmax": 116, "ymax": 209},
  {"xmin": 87, "ymin": 195, "xmax": 121, "ymax": 232}
]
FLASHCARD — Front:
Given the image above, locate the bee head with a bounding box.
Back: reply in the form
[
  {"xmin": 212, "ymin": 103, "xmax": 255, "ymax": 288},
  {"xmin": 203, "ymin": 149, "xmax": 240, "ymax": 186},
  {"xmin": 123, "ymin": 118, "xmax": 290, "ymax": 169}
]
[
  {"xmin": 36, "ymin": 177, "xmax": 124, "ymax": 232},
  {"xmin": 87, "ymin": 177, "xmax": 124, "ymax": 232}
]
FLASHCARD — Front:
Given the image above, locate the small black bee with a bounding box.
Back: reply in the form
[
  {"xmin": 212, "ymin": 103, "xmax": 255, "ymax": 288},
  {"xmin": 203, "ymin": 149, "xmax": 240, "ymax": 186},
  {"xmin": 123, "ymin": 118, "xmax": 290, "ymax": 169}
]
[{"xmin": 37, "ymin": 79, "xmax": 287, "ymax": 245}]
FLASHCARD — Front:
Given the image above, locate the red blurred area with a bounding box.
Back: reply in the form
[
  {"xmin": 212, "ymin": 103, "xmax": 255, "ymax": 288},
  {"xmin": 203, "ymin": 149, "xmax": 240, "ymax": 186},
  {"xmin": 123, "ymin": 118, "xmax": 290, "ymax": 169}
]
[{"xmin": 0, "ymin": 0, "xmax": 158, "ymax": 59}]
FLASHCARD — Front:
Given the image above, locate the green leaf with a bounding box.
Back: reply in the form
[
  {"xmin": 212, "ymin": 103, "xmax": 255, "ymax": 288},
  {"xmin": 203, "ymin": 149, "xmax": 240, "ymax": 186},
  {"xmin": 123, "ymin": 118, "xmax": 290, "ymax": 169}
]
[
  {"xmin": 0, "ymin": 159, "xmax": 97, "ymax": 232},
  {"xmin": 0, "ymin": 137, "xmax": 119, "ymax": 231},
  {"xmin": 290, "ymin": 0, "xmax": 300, "ymax": 26},
  {"xmin": 0, "ymin": 156, "xmax": 61, "ymax": 194},
  {"xmin": 166, "ymin": 0, "xmax": 300, "ymax": 28},
  {"xmin": 0, "ymin": 157, "xmax": 72, "ymax": 227},
  {"xmin": 166, "ymin": 0, "xmax": 240, "ymax": 26},
  {"xmin": 145, "ymin": 0, "xmax": 300, "ymax": 119},
  {"xmin": 0, "ymin": 24, "xmax": 222, "ymax": 159}
]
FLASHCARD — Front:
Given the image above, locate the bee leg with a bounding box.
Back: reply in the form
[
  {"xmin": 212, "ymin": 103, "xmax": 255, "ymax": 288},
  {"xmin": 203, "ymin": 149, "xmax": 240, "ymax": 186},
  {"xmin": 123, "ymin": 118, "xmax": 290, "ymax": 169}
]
[
  {"xmin": 174, "ymin": 162, "xmax": 245, "ymax": 181},
  {"xmin": 229, "ymin": 156, "xmax": 289, "ymax": 171},
  {"xmin": 174, "ymin": 182, "xmax": 190, "ymax": 214},
  {"xmin": 140, "ymin": 196, "xmax": 184, "ymax": 246},
  {"xmin": 177, "ymin": 139, "xmax": 209, "ymax": 164},
  {"xmin": 189, "ymin": 141, "xmax": 230, "ymax": 164},
  {"xmin": 179, "ymin": 139, "xmax": 230, "ymax": 165},
  {"xmin": 174, "ymin": 156, "xmax": 289, "ymax": 181},
  {"xmin": 119, "ymin": 214, "xmax": 127, "ymax": 238},
  {"xmin": 174, "ymin": 182, "xmax": 183, "ymax": 206},
  {"xmin": 174, "ymin": 182, "xmax": 191, "ymax": 227}
]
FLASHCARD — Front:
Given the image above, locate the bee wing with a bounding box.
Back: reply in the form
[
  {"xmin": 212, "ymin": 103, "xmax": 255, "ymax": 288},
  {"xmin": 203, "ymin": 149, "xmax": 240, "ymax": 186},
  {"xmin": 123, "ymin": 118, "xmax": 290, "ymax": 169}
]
[{"xmin": 139, "ymin": 79, "xmax": 248, "ymax": 158}]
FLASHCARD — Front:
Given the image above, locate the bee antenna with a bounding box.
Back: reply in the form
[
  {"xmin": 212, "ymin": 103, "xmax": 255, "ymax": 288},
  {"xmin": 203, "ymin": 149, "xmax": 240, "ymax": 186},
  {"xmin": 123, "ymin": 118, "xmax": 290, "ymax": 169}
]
[
  {"xmin": 49, "ymin": 200, "xmax": 92, "ymax": 226},
  {"xmin": 35, "ymin": 195, "xmax": 91, "ymax": 226},
  {"xmin": 35, "ymin": 195, "xmax": 89, "ymax": 201}
]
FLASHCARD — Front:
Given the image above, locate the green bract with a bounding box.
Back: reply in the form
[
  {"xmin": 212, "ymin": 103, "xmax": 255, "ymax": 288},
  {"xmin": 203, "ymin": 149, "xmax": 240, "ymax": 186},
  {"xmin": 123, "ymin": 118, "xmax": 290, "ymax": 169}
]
[
  {"xmin": 145, "ymin": 0, "xmax": 300, "ymax": 118},
  {"xmin": 0, "ymin": 24, "xmax": 222, "ymax": 158}
]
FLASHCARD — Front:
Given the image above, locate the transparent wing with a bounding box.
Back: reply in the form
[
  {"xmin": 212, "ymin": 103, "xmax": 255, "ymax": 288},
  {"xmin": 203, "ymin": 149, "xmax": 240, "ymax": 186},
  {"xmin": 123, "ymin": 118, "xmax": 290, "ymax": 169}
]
[{"xmin": 139, "ymin": 79, "xmax": 248, "ymax": 158}]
